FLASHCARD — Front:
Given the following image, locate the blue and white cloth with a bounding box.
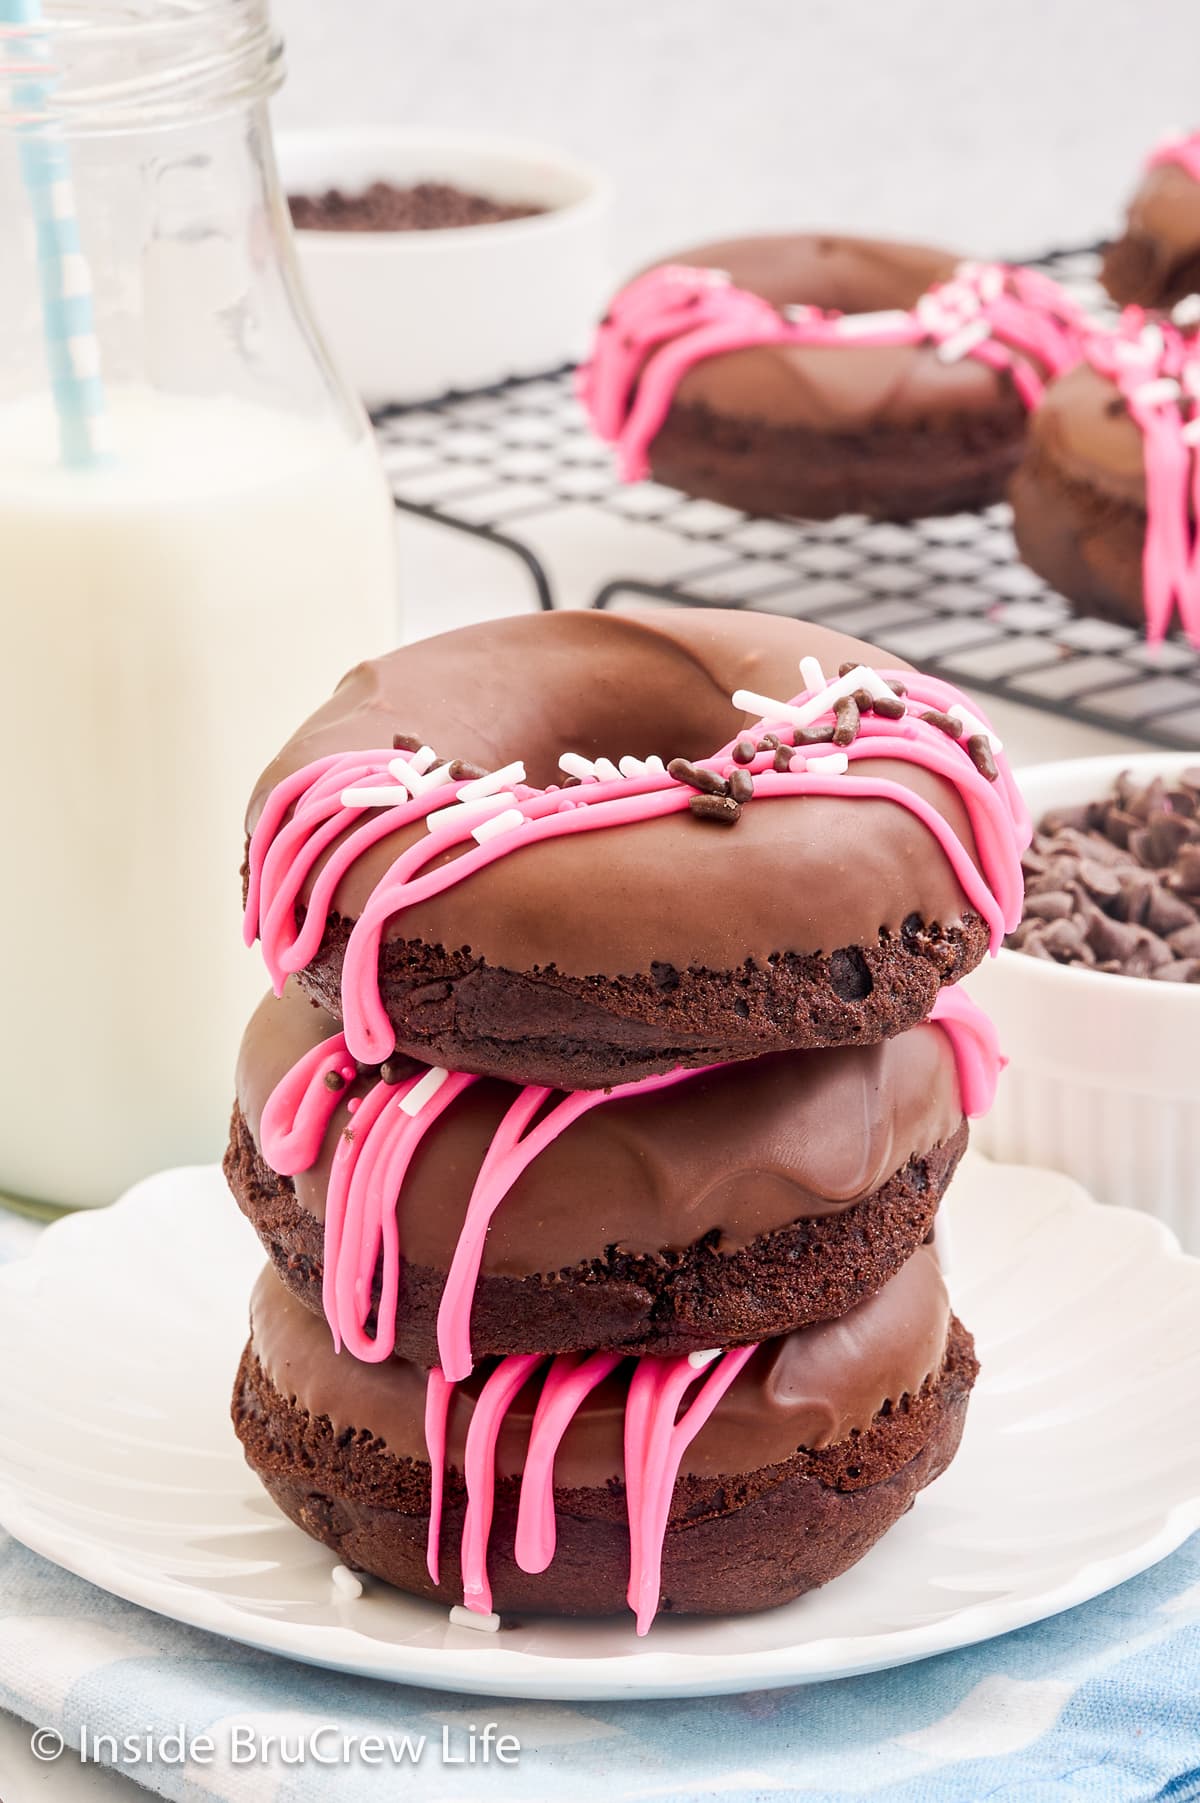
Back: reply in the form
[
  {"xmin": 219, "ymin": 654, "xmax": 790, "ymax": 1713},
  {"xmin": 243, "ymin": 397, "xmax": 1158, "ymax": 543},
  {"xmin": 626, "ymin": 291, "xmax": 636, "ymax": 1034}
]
[{"xmin": 2, "ymin": 1209, "xmax": 1199, "ymax": 1803}]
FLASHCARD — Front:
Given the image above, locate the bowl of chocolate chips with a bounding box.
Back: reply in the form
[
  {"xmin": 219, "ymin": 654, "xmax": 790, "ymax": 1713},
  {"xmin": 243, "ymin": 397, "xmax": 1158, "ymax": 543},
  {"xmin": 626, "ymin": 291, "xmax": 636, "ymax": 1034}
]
[
  {"xmin": 278, "ymin": 127, "xmax": 611, "ymax": 405},
  {"xmin": 968, "ymin": 753, "xmax": 1200, "ymax": 1242}
]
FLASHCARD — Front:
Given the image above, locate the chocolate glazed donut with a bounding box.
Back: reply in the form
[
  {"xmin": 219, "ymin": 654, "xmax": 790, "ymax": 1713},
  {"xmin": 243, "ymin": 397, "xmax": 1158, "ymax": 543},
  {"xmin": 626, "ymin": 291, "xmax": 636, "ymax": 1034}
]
[
  {"xmin": 225, "ymin": 983, "xmax": 993, "ymax": 1364},
  {"xmin": 580, "ymin": 234, "xmax": 1086, "ymax": 521},
  {"xmin": 233, "ymin": 1253, "xmax": 978, "ymax": 1624},
  {"xmin": 1102, "ymin": 145, "xmax": 1200, "ymax": 310},
  {"xmin": 244, "ymin": 607, "xmax": 1028, "ymax": 1089}
]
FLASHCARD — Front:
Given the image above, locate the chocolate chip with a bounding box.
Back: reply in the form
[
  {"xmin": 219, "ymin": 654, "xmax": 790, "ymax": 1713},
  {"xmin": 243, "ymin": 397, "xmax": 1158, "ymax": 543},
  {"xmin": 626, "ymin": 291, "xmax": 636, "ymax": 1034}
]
[
  {"xmin": 392, "ymin": 732, "xmax": 422, "ymax": 751},
  {"xmin": 873, "ymin": 694, "xmax": 906, "ymax": 720},
  {"xmin": 449, "ymin": 758, "xmax": 487, "ymax": 780},
  {"xmin": 381, "ymin": 1055, "xmax": 419, "ymax": 1086},
  {"xmin": 728, "ymin": 767, "xmax": 754, "ymax": 802},
  {"xmin": 921, "ymin": 709, "xmax": 962, "ymax": 738},
  {"xmin": 1153, "ymin": 958, "xmax": 1200, "ymax": 982},
  {"xmin": 794, "ymin": 724, "xmax": 836, "ymax": 746},
  {"xmin": 1010, "ymin": 766, "xmax": 1200, "ymax": 980},
  {"xmin": 966, "ymin": 734, "xmax": 999, "ymax": 782},
  {"xmin": 668, "ymin": 757, "xmax": 727, "ymax": 795},
  {"xmin": 888, "ymin": 679, "xmax": 907, "ymax": 697},
  {"xmin": 731, "ymin": 738, "xmax": 757, "ymax": 765},
  {"xmin": 688, "ymin": 792, "xmax": 741, "ymax": 825},
  {"xmin": 757, "ymin": 733, "xmax": 781, "ymax": 752},
  {"xmin": 1024, "ymin": 889, "xmax": 1076, "ymax": 921},
  {"xmin": 773, "ymin": 747, "xmax": 795, "ymax": 773},
  {"xmin": 323, "ymin": 1070, "xmax": 345, "ymax": 1091},
  {"xmin": 833, "ymin": 696, "xmax": 860, "ymax": 747}
]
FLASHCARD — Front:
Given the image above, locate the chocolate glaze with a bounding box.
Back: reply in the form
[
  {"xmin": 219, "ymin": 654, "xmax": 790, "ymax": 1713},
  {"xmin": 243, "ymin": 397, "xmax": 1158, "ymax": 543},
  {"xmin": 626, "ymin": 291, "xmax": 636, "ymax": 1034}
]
[
  {"xmin": 248, "ymin": 1244, "xmax": 951, "ymax": 1486},
  {"xmin": 658, "ymin": 234, "xmax": 1018, "ymax": 430},
  {"xmin": 236, "ymin": 982, "xmax": 966, "ymax": 1274},
  {"xmin": 1024, "ymin": 362, "xmax": 1147, "ymax": 506},
  {"xmin": 247, "ymin": 608, "xmax": 984, "ymax": 978},
  {"xmin": 1104, "ymin": 162, "xmax": 1200, "ymax": 306}
]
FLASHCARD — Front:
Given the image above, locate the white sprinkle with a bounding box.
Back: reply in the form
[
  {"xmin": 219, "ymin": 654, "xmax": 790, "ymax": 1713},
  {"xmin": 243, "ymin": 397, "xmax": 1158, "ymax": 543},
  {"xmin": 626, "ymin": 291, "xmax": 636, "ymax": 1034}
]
[
  {"xmin": 733, "ymin": 665, "xmax": 884, "ymax": 734},
  {"xmin": 558, "ymin": 752, "xmax": 596, "ymax": 781},
  {"xmin": 1133, "ymin": 376, "xmax": 1183, "ymax": 409},
  {"xmin": 407, "ymin": 744, "xmax": 438, "ymax": 775},
  {"xmin": 449, "ymin": 1605, "xmax": 501, "ymax": 1633},
  {"xmin": 643, "ymin": 754, "xmax": 667, "ymax": 775},
  {"xmin": 807, "ymin": 751, "xmax": 849, "ymax": 775},
  {"xmin": 427, "ymin": 792, "xmax": 517, "ymax": 833},
  {"xmin": 853, "ymin": 666, "xmax": 895, "ymax": 701},
  {"xmin": 399, "ymin": 1066, "xmax": 449, "ymax": 1116},
  {"xmin": 1181, "ymin": 417, "xmax": 1200, "ymax": 446},
  {"xmin": 687, "ymin": 1347, "xmax": 722, "ymax": 1369},
  {"xmin": 832, "ymin": 308, "xmax": 912, "ymax": 337},
  {"xmin": 331, "ymin": 1564, "xmax": 363, "ymax": 1600},
  {"xmin": 404, "ymin": 760, "xmax": 455, "ymax": 797},
  {"xmin": 947, "ymin": 704, "xmax": 1003, "ymax": 752},
  {"xmin": 1173, "ymin": 294, "xmax": 1200, "ymax": 327},
  {"xmin": 936, "ymin": 317, "xmax": 992, "ymax": 364},
  {"xmin": 619, "ymin": 755, "xmax": 647, "ymax": 777},
  {"xmin": 1112, "ymin": 338, "xmax": 1150, "ymax": 367},
  {"xmin": 471, "ymin": 806, "xmax": 527, "ymax": 845},
  {"xmin": 799, "ymin": 655, "xmax": 826, "ymax": 693},
  {"xmin": 592, "ymin": 757, "xmax": 622, "ymax": 783},
  {"xmin": 1141, "ymin": 321, "xmax": 1166, "ymax": 358},
  {"xmin": 341, "ymin": 782, "xmax": 410, "ymax": 808},
  {"xmin": 457, "ymin": 761, "xmax": 526, "ymax": 802}
]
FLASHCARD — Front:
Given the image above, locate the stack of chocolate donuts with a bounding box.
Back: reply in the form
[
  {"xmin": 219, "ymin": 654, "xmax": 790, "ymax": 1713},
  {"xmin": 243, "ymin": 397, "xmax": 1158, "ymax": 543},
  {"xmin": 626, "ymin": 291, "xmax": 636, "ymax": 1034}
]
[{"xmin": 228, "ymin": 605, "xmax": 1027, "ymax": 1631}]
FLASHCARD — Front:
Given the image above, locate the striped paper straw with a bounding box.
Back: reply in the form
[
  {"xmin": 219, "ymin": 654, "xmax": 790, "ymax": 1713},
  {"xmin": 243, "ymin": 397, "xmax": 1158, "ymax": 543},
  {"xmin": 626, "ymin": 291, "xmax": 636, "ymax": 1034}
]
[{"xmin": 2, "ymin": 0, "xmax": 109, "ymax": 466}]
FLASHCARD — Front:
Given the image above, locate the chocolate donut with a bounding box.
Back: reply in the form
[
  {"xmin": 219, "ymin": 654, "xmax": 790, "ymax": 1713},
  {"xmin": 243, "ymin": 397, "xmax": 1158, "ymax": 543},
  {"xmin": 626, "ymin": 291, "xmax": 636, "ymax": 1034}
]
[
  {"xmin": 243, "ymin": 608, "xmax": 1028, "ymax": 1089},
  {"xmin": 225, "ymin": 982, "xmax": 998, "ymax": 1368},
  {"xmin": 233, "ymin": 1252, "xmax": 976, "ymax": 1628},
  {"xmin": 579, "ymin": 235, "xmax": 1087, "ymax": 520},
  {"xmin": 1103, "ymin": 135, "xmax": 1200, "ymax": 310},
  {"xmin": 1010, "ymin": 312, "xmax": 1200, "ymax": 645}
]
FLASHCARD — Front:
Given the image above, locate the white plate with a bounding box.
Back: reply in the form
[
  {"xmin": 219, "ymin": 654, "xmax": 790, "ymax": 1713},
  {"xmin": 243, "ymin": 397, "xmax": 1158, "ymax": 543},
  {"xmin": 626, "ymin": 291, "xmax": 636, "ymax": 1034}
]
[{"xmin": 1, "ymin": 1158, "xmax": 1198, "ymax": 1701}]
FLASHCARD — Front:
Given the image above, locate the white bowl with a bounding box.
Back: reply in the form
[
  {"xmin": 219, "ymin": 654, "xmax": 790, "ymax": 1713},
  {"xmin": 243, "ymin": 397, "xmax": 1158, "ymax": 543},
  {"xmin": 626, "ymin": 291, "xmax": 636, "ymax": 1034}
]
[
  {"xmin": 276, "ymin": 127, "xmax": 613, "ymax": 406},
  {"xmin": 967, "ymin": 752, "xmax": 1200, "ymax": 1246}
]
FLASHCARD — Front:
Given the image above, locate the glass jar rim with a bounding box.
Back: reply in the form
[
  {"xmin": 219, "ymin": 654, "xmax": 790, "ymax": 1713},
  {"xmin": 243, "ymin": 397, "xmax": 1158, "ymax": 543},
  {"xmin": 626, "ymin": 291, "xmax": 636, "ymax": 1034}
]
[{"xmin": 0, "ymin": 0, "xmax": 283, "ymax": 132}]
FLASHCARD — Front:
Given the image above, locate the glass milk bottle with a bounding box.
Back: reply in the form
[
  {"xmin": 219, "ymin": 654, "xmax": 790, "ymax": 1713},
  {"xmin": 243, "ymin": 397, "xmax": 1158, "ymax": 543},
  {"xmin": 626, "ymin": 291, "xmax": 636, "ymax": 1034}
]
[{"xmin": 0, "ymin": 0, "xmax": 398, "ymax": 1208}]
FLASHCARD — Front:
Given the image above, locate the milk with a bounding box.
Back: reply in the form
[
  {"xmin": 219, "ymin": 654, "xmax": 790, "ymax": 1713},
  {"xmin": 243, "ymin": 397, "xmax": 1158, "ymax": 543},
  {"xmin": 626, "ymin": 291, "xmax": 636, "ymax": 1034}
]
[{"xmin": 1, "ymin": 387, "xmax": 398, "ymax": 1207}]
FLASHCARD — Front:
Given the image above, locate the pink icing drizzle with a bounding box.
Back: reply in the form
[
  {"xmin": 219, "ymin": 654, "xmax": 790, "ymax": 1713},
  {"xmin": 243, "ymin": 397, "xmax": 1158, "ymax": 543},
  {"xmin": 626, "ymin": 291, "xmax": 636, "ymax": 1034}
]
[
  {"xmin": 243, "ymin": 675, "xmax": 1029, "ymax": 1072},
  {"xmin": 578, "ymin": 259, "xmax": 1088, "ymax": 482},
  {"xmin": 1147, "ymin": 132, "xmax": 1200, "ymax": 184},
  {"xmin": 1085, "ymin": 313, "xmax": 1200, "ymax": 645},
  {"xmin": 421, "ymin": 1340, "xmax": 757, "ymax": 1631}
]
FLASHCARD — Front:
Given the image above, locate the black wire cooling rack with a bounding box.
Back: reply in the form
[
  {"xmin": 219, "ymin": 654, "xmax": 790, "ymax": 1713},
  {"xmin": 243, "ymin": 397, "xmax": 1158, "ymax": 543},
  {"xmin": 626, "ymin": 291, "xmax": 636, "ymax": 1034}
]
[{"xmin": 372, "ymin": 246, "xmax": 1200, "ymax": 749}]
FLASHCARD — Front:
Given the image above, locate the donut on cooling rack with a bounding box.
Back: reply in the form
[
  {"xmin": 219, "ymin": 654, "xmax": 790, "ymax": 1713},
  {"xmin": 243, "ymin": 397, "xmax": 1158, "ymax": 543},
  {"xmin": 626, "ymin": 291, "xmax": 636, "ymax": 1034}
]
[
  {"xmin": 1103, "ymin": 133, "xmax": 1200, "ymax": 310},
  {"xmin": 577, "ymin": 234, "xmax": 1088, "ymax": 521},
  {"xmin": 1010, "ymin": 309, "xmax": 1200, "ymax": 645},
  {"xmin": 233, "ymin": 1248, "xmax": 977, "ymax": 1628},
  {"xmin": 242, "ymin": 607, "xmax": 1028, "ymax": 1089},
  {"xmin": 226, "ymin": 980, "xmax": 998, "ymax": 1369}
]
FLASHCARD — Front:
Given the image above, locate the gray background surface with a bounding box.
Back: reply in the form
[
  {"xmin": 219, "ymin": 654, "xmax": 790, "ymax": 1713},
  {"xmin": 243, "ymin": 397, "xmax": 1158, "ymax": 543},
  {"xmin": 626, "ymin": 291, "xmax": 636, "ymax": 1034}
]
[{"xmin": 273, "ymin": 0, "xmax": 1199, "ymax": 266}]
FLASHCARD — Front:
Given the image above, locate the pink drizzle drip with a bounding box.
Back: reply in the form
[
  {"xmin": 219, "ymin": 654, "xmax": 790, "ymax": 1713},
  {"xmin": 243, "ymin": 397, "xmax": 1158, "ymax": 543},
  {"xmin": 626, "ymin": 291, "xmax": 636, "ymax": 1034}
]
[
  {"xmin": 927, "ymin": 987, "xmax": 1005, "ymax": 1117},
  {"xmin": 1147, "ymin": 132, "xmax": 1200, "ymax": 184},
  {"xmin": 421, "ymin": 1341, "xmax": 755, "ymax": 1631},
  {"xmin": 1086, "ymin": 313, "xmax": 1200, "ymax": 645},
  {"xmin": 578, "ymin": 259, "xmax": 1088, "ymax": 482},
  {"xmin": 243, "ymin": 671, "xmax": 1029, "ymax": 1072}
]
